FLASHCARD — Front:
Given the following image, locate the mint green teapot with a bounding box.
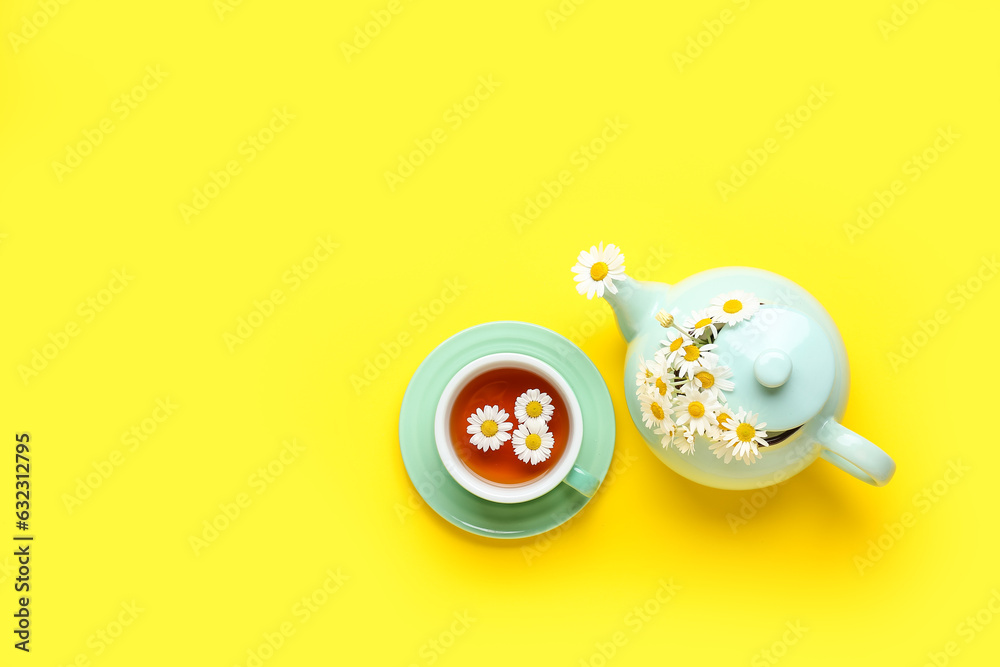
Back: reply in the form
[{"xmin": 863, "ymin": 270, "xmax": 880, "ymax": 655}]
[{"xmin": 571, "ymin": 242, "xmax": 895, "ymax": 490}]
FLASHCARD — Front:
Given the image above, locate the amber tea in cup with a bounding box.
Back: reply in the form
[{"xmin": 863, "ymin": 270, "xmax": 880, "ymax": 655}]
[{"xmin": 449, "ymin": 366, "xmax": 569, "ymax": 485}]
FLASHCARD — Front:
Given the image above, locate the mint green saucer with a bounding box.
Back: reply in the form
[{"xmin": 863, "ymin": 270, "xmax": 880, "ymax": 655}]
[{"xmin": 399, "ymin": 321, "xmax": 615, "ymax": 539}]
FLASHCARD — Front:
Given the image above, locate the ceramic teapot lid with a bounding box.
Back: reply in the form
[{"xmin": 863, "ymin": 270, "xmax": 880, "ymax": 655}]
[{"xmin": 714, "ymin": 306, "xmax": 835, "ymax": 431}]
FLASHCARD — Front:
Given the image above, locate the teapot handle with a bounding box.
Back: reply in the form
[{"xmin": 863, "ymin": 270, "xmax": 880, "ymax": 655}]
[{"xmin": 816, "ymin": 419, "xmax": 895, "ymax": 486}]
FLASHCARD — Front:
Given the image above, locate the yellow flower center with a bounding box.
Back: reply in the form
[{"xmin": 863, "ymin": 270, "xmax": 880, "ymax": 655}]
[
  {"xmin": 687, "ymin": 401, "xmax": 705, "ymax": 418},
  {"xmin": 525, "ymin": 401, "xmax": 543, "ymax": 418},
  {"xmin": 525, "ymin": 433, "xmax": 542, "ymax": 450},
  {"xmin": 695, "ymin": 317, "xmax": 713, "ymax": 329},
  {"xmin": 590, "ymin": 261, "xmax": 608, "ymax": 281},
  {"xmin": 716, "ymin": 413, "xmax": 732, "ymax": 429},
  {"xmin": 683, "ymin": 345, "xmax": 701, "ymax": 362},
  {"xmin": 670, "ymin": 337, "xmax": 684, "ymax": 352},
  {"xmin": 736, "ymin": 423, "xmax": 756, "ymax": 442},
  {"xmin": 481, "ymin": 420, "xmax": 498, "ymax": 437},
  {"xmin": 694, "ymin": 371, "xmax": 715, "ymax": 389},
  {"xmin": 655, "ymin": 378, "xmax": 668, "ymax": 396},
  {"xmin": 650, "ymin": 402, "xmax": 665, "ymax": 421},
  {"xmin": 645, "ymin": 369, "xmax": 653, "ymax": 378},
  {"xmin": 723, "ymin": 299, "xmax": 743, "ymax": 314}
]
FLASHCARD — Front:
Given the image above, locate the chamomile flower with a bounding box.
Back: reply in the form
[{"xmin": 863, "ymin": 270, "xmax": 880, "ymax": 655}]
[
  {"xmin": 466, "ymin": 405, "xmax": 513, "ymax": 451},
  {"xmin": 674, "ymin": 388, "xmax": 722, "ymax": 436},
  {"xmin": 684, "ymin": 309, "xmax": 720, "ymax": 339},
  {"xmin": 639, "ymin": 390, "xmax": 673, "ymax": 430},
  {"xmin": 674, "ymin": 425, "xmax": 697, "ymax": 455},
  {"xmin": 655, "ymin": 422, "xmax": 694, "ymax": 454},
  {"xmin": 654, "ymin": 309, "xmax": 676, "ymax": 329},
  {"xmin": 514, "ymin": 389, "xmax": 554, "ymax": 429},
  {"xmin": 656, "ymin": 329, "xmax": 690, "ymax": 369},
  {"xmin": 708, "ymin": 438, "xmax": 740, "ymax": 464},
  {"xmin": 675, "ymin": 343, "xmax": 719, "ymax": 378},
  {"xmin": 653, "ymin": 423, "xmax": 675, "ymax": 449},
  {"xmin": 709, "ymin": 407, "xmax": 738, "ymax": 439},
  {"xmin": 512, "ymin": 422, "xmax": 555, "ymax": 465},
  {"xmin": 687, "ymin": 362, "xmax": 735, "ymax": 396},
  {"xmin": 720, "ymin": 409, "xmax": 769, "ymax": 465},
  {"xmin": 635, "ymin": 355, "xmax": 658, "ymax": 389},
  {"xmin": 649, "ymin": 364, "xmax": 679, "ymax": 402},
  {"xmin": 572, "ymin": 242, "xmax": 626, "ymax": 299},
  {"xmin": 708, "ymin": 290, "xmax": 760, "ymax": 326}
]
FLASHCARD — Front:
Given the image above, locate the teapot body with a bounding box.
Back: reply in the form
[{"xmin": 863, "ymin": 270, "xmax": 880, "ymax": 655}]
[{"xmin": 612, "ymin": 267, "xmax": 850, "ymax": 490}]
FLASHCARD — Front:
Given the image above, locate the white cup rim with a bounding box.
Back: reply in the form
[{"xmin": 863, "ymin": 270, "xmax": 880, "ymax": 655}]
[{"xmin": 434, "ymin": 353, "xmax": 583, "ymax": 504}]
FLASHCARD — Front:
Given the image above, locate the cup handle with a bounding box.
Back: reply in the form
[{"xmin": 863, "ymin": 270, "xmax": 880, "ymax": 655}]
[
  {"xmin": 562, "ymin": 465, "xmax": 601, "ymax": 498},
  {"xmin": 816, "ymin": 419, "xmax": 896, "ymax": 486}
]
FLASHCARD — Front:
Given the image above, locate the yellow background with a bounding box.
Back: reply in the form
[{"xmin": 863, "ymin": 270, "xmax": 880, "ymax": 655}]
[{"xmin": 2, "ymin": 0, "xmax": 999, "ymax": 665}]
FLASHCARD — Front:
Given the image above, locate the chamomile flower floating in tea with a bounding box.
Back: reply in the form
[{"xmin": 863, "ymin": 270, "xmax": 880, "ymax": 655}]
[
  {"xmin": 684, "ymin": 309, "xmax": 721, "ymax": 339},
  {"xmin": 466, "ymin": 405, "xmax": 513, "ymax": 452},
  {"xmin": 571, "ymin": 242, "xmax": 626, "ymax": 299},
  {"xmin": 512, "ymin": 422, "xmax": 555, "ymax": 465},
  {"xmin": 708, "ymin": 290, "xmax": 760, "ymax": 326},
  {"xmin": 514, "ymin": 388, "xmax": 554, "ymax": 429}
]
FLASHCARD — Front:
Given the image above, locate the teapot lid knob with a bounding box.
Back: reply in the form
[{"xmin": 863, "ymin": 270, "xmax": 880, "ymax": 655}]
[
  {"xmin": 754, "ymin": 349, "xmax": 792, "ymax": 388},
  {"xmin": 715, "ymin": 306, "xmax": 836, "ymax": 431}
]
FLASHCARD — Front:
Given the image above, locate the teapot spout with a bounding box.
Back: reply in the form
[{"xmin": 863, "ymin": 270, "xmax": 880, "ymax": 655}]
[{"xmin": 604, "ymin": 276, "xmax": 669, "ymax": 343}]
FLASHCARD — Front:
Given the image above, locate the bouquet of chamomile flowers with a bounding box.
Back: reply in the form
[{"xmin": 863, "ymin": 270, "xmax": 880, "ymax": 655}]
[{"xmin": 572, "ymin": 242, "xmax": 772, "ymax": 465}]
